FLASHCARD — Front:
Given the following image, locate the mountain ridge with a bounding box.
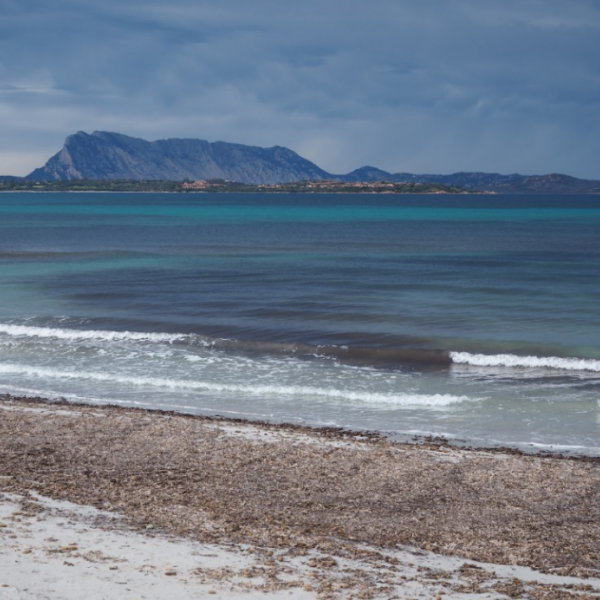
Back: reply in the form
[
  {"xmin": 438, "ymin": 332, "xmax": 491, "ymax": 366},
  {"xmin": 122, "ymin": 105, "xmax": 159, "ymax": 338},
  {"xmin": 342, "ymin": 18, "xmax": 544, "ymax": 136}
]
[{"xmin": 23, "ymin": 131, "xmax": 600, "ymax": 193}]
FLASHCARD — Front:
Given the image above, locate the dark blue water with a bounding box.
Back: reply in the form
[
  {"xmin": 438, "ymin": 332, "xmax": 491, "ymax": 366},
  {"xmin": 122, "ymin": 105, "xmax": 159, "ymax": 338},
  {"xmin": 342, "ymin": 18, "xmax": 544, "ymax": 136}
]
[{"xmin": 0, "ymin": 192, "xmax": 599, "ymax": 453}]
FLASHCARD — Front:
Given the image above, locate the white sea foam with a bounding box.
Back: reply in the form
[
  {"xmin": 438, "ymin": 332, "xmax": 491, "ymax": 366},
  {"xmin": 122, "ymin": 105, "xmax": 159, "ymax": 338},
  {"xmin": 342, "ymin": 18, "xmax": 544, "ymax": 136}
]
[
  {"xmin": 0, "ymin": 324, "xmax": 187, "ymax": 344},
  {"xmin": 451, "ymin": 351, "xmax": 600, "ymax": 372},
  {"xmin": 0, "ymin": 363, "xmax": 469, "ymax": 407}
]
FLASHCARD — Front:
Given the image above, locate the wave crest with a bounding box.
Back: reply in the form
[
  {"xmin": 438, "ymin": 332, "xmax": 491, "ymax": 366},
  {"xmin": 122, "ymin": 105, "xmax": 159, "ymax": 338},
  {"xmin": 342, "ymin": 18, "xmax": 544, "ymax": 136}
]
[
  {"xmin": 0, "ymin": 324, "xmax": 187, "ymax": 344},
  {"xmin": 451, "ymin": 351, "xmax": 600, "ymax": 372}
]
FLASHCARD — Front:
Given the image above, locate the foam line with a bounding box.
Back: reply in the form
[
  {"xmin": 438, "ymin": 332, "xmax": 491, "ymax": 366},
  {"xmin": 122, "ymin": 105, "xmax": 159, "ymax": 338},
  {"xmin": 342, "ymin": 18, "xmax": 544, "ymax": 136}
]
[{"xmin": 0, "ymin": 364, "xmax": 470, "ymax": 407}]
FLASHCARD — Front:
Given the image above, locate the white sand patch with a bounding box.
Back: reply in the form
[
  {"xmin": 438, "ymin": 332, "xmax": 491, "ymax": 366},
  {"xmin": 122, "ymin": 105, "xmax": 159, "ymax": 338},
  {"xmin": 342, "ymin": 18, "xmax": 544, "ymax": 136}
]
[
  {"xmin": 0, "ymin": 493, "xmax": 314, "ymax": 600},
  {"xmin": 207, "ymin": 420, "xmax": 375, "ymax": 450},
  {"xmin": 0, "ymin": 403, "xmax": 87, "ymax": 418},
  {"xmin": 1, "ymin": 492, "xmax": 599, "ymax": 600}
]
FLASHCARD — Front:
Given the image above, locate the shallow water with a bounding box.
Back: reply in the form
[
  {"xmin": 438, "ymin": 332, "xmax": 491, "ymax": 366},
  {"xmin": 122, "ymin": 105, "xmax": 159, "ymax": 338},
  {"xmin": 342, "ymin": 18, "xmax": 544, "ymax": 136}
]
[{"xmin": 0, "ymin": 192, "xmax": 599, "ymax": 454}]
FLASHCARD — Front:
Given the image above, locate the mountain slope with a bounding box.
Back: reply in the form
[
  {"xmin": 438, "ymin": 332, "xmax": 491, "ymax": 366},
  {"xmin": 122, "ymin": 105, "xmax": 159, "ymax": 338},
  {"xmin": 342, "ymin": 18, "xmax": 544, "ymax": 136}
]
[{"xmin": 27, "ymin": 131, "xmax": 332, "ymax": 184}]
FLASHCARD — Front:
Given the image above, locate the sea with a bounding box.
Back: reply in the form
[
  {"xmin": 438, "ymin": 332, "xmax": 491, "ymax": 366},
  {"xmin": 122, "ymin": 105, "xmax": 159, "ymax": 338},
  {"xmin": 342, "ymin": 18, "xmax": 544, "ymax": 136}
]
[{"xmin": 0, "ymin": 192, "xmax": 599, "ymax": 455}]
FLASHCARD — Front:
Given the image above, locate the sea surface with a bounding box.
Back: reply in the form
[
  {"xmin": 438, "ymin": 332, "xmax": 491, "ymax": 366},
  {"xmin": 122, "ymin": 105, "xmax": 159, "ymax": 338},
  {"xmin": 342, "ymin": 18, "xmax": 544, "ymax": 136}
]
[{"xmin": 0, "ymin": 192, "xmax": 599, "ymax": 454}]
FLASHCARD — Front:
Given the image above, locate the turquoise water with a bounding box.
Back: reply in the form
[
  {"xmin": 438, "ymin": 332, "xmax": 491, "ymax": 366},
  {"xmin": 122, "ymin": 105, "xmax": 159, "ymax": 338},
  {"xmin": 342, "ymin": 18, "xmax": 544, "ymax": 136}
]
[{"xmin": 0, "ymin": 192, "xmax": 599, "ymax": 454}]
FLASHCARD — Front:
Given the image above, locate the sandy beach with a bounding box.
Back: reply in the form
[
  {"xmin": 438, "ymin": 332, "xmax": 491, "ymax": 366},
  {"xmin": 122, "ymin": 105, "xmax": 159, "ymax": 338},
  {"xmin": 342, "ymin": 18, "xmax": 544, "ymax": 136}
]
[{"xmin": 1, "ymin": 395, "xmax": 599, "ymax": 599}]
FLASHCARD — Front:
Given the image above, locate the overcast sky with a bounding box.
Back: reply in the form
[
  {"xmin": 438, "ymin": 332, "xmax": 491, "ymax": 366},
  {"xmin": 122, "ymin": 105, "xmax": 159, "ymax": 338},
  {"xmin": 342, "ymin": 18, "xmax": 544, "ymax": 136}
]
[{"xmin": 1, "ymin": 0, "xmax": 600, "ymax": 178}]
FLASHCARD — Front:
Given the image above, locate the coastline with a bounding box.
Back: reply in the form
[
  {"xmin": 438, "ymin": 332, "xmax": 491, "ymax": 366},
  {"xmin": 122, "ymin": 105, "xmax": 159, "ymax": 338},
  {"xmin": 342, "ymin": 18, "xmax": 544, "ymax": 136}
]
[
  {"xmin": 3, "ymin": 393, "xmax": 600, "ymax": 462},
  {"xmin": 2, "ymin": 395, "xmax": 599, "ymax": 599},
  {"xmin": 0, "ymin": 190, "xmax": 486, "ymax": 195}
]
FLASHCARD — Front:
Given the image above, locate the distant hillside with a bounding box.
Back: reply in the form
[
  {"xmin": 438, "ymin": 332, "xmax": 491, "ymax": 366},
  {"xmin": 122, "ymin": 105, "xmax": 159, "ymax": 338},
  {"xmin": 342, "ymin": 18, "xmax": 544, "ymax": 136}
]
[
  {"xmin": 341, "ymin": 166, "xmax": 392, "ymax": 182},
  {"xmin": 385, "ymin": 171, "xmax": 600, "ymax": 194},
  {"xmin": 24, "ymin": 131, "xmax": 600, "ymax": 193},
  {"xmin": 0, "ymin": 175, "xmax": 22, "ymax": 182}
]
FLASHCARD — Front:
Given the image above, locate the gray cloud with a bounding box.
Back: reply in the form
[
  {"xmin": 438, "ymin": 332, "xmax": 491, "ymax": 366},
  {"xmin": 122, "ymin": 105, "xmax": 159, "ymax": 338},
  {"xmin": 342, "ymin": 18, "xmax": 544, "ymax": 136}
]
[{"xmin": 1, "ymin": 0, "xmax": 599, "ymax": 177}]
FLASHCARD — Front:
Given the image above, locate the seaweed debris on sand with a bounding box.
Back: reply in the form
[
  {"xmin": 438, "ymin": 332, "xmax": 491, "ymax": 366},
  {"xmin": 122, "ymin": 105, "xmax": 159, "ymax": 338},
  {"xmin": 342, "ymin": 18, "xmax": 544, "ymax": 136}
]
[{"xmin": 1, "ymin": 395, "xmax": 599, "ymax": 599}]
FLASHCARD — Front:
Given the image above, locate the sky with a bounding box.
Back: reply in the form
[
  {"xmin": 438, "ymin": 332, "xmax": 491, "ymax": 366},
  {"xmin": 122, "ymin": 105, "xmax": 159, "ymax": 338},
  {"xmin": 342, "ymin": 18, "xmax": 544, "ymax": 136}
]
[{"xmin": 1, "ymin": 0, "xmax": 600, "ymax": 178}]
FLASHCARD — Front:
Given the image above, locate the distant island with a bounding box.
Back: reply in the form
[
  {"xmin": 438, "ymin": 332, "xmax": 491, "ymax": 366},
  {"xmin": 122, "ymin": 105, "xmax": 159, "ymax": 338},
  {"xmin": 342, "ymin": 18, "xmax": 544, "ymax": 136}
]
[
  {"xmin": 0, "ymin": 178, "xmax": 471, "ymax": 194},
  {"xmin": 2, "ymin": 130, "xmax": 599, "ymax": 193}
]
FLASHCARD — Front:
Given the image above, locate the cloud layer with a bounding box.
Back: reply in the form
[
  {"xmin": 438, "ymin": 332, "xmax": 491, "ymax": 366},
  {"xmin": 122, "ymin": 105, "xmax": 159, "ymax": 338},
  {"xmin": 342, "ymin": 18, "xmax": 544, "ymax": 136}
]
[{"xmin": 1, "ymin": 0, "xmax": 599, "ymax": 177}]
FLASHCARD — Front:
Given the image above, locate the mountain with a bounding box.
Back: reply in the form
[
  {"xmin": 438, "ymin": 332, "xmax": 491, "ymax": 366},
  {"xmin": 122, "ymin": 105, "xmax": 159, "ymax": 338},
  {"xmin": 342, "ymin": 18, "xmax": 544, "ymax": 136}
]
[
  {"xmin": 0, "ymin": 175, "xmax": 22, "ymax": 182},
  {"xmin": 27, "ymin": 131, "xmax": 331, "ymax": 185},
  {"xmin": 25, "ymin": 131, "xmax": 600, "ymax": 193}
]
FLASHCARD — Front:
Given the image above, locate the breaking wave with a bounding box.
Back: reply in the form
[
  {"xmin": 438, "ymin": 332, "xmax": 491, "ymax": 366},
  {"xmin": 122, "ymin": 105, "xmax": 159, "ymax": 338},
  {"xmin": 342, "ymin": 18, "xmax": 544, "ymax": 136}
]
[
  {"xmin": 0, "ymin": 322, "xmax": 450, "ymax": 365},
  {"xmin": 451, "ymin": 352, "xmax": 600, "ymax": 373},
  {"xmin": 0, "ymin": 323, "xmax": 188, "ymax": 344},
  {"xmin": 2, "ymin": 323, "xmax": 599, "ymax": 374}
]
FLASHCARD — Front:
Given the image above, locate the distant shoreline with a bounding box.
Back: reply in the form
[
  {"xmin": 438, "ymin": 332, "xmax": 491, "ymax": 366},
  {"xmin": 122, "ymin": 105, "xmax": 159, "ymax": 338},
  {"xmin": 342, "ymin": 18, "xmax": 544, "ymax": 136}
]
[
  {"xmin": 4, "ymin": 176, "xmax": 600, "ymax": 194},
  {"xmin": 0, "ymin": 189, "xmax": 493, "ymax": 195}
]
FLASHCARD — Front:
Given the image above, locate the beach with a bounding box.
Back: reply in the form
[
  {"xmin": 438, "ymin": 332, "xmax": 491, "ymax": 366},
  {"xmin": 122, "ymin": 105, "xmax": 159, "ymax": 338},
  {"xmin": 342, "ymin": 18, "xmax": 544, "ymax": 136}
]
[
  {"xmin": 1, "ymin": 395, "xmax": 599, "ymax": 599},
  {"xmin": 3, "ymin": 0, "xmax": 600, "ymax": 596}
]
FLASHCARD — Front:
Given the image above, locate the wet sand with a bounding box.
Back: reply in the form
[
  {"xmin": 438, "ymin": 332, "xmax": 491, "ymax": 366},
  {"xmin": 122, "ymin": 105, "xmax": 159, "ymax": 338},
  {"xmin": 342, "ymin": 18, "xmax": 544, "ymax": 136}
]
[{"xmin": 1, "ymin": 395, "xmax": 599, "ymax": 599}]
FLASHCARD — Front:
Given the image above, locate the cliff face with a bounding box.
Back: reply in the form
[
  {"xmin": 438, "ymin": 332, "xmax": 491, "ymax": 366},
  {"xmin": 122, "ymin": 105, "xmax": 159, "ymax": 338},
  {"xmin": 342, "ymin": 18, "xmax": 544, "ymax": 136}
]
[{"xmin": 27, "ymin": 131, "xmax": 331, "ymax": 184}]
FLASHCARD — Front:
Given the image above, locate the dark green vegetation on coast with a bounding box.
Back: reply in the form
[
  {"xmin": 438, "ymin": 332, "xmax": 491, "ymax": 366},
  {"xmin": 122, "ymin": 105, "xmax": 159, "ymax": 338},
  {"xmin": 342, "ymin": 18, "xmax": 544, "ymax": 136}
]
[
  {"xmin": 0, "ymin": 178, "xmax": 182, "ymax": 193},
  {"xmin": 0, "ymin": 178, "xmax": 469, "ymax": 194}
]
